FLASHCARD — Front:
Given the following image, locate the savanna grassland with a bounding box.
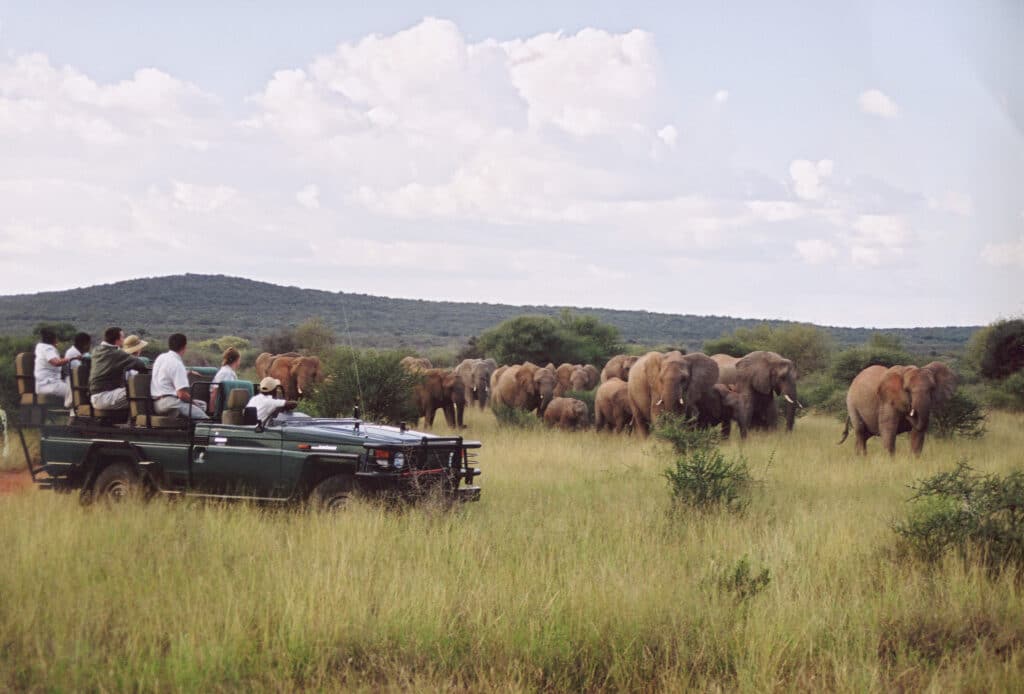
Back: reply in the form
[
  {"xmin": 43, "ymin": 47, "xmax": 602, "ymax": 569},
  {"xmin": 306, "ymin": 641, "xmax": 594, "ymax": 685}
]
[{"xmin": 1, "ymin": 411, "xmax": 1023, "ymax": 692}]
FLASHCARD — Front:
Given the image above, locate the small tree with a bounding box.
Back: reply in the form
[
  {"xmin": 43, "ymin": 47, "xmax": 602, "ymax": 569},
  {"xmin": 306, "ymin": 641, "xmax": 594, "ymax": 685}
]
[
  {"xmin": 295, "ymin": 317, "xmax": 336, "ymax": 355},
  {"xmin": 477, "ymin": 312, "xmax": 621, "ymax": 366},
  {"xmin": 969, "ymin": 319, "xmax": 1024, "ymax": 380},
  {"xmin": 306, "ymin": 347, "xmax": 420, "ymax": 424},
  {"xmin": 262, "ymin": 328, "xmax": 297, "ymax": 354}
]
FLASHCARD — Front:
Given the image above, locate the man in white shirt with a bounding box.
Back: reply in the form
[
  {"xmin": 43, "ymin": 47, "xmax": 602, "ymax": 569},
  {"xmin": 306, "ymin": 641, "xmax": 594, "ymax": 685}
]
[
  {"xmin": 247, "ymin": 377, "xmax": 297, "ymax": 423},
  {"xmin": 64, "ymin": 332, "xmax": 92, "ymax": 371},
  {"xmin": 34, "ymin": 327, "xmax": 72, "ymax": 407},
  {"xmin": 150, "ymin": 333, "xmax": 208, "ymax": 420}
]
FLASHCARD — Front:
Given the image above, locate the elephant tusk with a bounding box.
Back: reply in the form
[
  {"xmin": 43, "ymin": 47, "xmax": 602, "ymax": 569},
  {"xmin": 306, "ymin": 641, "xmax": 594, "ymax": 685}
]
[
  {"xmin": 909, "ymin": 408, "xmax": 916, "ymax": 418},
  {"xmin": 655, "ymin": 399, "xmax": 663, "ymax": 406},
  {"xmin": 797, "ymin": 400, "xmax": 805, "ymax": 409},
  {"xmin": 678, "ymin": 397, "xmax": 685, "ymax": 406},
  {"xmin": 297, "ymin": 387, "xmax": 303, "ymax": 395},
  {"xmin": 783, "ymin": 394, "xmax": 794, "ymax": 405}
]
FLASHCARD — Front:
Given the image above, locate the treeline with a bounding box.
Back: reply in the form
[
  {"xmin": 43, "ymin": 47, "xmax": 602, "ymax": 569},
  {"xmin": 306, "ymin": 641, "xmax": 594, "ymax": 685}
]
[{"xmin": 0, "ymin": 274, "xmax": 977, "ymax": 354}]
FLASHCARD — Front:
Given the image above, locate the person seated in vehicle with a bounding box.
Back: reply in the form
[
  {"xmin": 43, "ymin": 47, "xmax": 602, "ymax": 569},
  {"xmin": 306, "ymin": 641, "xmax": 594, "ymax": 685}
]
[
  {"xmin": 90, "ymin": 326, "xmax": 149, "ymax": 410},
  {"xmin": 121, "ymin": 335, "xmax": 148, "ymax": 378},
  {"xmin": 247, "ymin": 377, "xmax": 297, "ymax": 423},
  {"xmin": 151, "ymin": 333, "xmax": 209, "ymax": 420},
  {"xmin": 209, "ymin": 347, "xmax": 241, "ymax": 414},
  {"xmin": 64, "ymin": 332, "xmax": 92, "ymax": 371},
  {"xmin": 34, "ymin": 327, "xmax": 73, "ymax": 407}
]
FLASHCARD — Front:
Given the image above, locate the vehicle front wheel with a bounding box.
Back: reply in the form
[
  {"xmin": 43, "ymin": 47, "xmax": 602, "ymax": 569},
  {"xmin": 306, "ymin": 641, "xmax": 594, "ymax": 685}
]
[
  {"xmin": 92, "ymin": 463, "xmax": 143, "ymax": 504},
  {"xmin": 310, "ymin": 474, "xmax": 355, "ymax": 511}
]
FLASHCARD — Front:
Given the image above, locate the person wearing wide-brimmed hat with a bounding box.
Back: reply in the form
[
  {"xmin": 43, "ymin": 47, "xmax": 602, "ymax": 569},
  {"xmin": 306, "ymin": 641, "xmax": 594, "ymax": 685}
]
[
  {"xmin": 90, "ymin": 326, "xmax": 149, "ymax": 410},
  {"xmin": 122, "ymin": 335, "xmax": 148, "ymax": 379},
  {"xmin": 246, "ymin": 377, "xmax": 297, "ymax": 423}
]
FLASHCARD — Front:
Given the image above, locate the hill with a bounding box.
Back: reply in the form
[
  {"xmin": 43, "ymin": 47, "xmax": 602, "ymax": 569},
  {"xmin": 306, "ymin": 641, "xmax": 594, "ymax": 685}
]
[{"xmin": 0, "ymin": 274, "xmax": 978, "ymax": 354}]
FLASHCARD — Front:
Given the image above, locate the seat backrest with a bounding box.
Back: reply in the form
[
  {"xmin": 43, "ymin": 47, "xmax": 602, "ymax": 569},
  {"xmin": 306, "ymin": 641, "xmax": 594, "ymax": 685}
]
[
  {"xmin": 15, "ymin": 352, "xmax": 34, "ymax": 395},
  {"xmin": 226, "ymin": 388, "xmax": 251, "ymax": 410},
  {"xmin": 70, "ymin": 363, "xmax": 90, "ymax": 408},
  {"xmin": 127, "ymin": 373, "xmax": 153, "ymax": 420}
]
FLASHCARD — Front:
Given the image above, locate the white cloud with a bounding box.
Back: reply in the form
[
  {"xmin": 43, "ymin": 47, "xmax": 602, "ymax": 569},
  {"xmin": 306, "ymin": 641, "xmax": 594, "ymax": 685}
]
[
  {"xmin": 927, "ymin": 191, "xmax": 974, "ymax": 216},
  {"xmin": 171, "ymin": 181, "xmax": 237, "ymax": 212},
  {"xmin": 657, "ymin": 124, "xmax": 678, "ymax": 148},
  {"xmin": 851, "ymin": 245, "xmax": 885, "ymax": 266},
  {"xmin": 858, "ymin": 89, "xmax": 899, "ymax": 118},
  {"xmin": 795, "ymin": 239, "xmax": 838, "ymax": 264},
  {"xmin": 852, "ymin": 214, "xmax": 909, "ymax": 247},
  {"xmin": 746, "ymin": 200, "xmax": 805, "ymax": 222},
  {"xmin": 714, "ymin": 89, "xmax": 729, "ymax": 104},
  {"xmin": 789, "ymin": 159, "xmax": 833, "ymax": 200},
  {"xmin": 296, "ymin": 184, "xmax": 320, "ymax": 210},
  {"xmin": 981, "ymin": 236, "xmax": 1024, "ymax": 268}
]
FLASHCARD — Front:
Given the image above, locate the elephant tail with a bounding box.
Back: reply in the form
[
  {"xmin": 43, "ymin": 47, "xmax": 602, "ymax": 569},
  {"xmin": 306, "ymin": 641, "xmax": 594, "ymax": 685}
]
[{"xmin": 837, "ymin": 416, "xmax": 851, "ymax": 445}]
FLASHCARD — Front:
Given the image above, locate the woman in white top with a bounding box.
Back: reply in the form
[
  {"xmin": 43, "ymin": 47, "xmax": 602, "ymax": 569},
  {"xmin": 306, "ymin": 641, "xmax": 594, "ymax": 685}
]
[
  {"xmin": 34, "ymin": 327, "xmax": 72, "ymax": 407},
  {"xmin": 209, "ymin": 347, "xmax": 242, "ymax": 414}
]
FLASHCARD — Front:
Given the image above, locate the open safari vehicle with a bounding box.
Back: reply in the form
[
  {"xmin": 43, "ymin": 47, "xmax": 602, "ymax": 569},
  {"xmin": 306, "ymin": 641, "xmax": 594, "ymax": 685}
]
[{"xmin": 12, "ymin": 353, "xmax": 481, "ymax": 507}]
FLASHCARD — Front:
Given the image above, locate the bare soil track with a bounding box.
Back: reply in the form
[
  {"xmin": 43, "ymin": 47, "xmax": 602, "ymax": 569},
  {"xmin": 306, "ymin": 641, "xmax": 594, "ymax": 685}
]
[{"xmin": 0, "ymin": 469, "xmax": 32, "ymax": 495}]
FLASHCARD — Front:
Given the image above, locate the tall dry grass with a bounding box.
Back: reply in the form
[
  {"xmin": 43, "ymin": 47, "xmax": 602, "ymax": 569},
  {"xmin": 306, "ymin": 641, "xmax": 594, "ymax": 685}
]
[{"xmin": 1, "ymin": 410, "xmax": 1022, "ymax": 691}]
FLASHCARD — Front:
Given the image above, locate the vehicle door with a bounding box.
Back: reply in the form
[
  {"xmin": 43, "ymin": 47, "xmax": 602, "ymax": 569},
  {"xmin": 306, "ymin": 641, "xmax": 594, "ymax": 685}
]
[{"xmin": 191, "ymin": 424, "xmax": 283, "ymax": 498}]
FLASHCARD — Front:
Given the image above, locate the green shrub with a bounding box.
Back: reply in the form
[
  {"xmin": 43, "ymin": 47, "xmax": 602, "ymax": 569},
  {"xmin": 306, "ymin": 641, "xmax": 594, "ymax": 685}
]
[
  {"xmin": 894, "ymin": 462, "xmax": 1024, "ymax": 573},
  {"xmin": 931, "ymin": 391, "xmax": 986, "ymax": 439},
  {"xmin": 830, "ymin": 345, "xmax": 913, "ymax": 385},
  {"xmin": 983, "ymin": 371, "xmax": 1024, "ymax": 412},
  {"xmin": 969, "ymin": 319, "xmax": 1024, "ymax": 380},
  {"xmin": 491, "ymin": 403, "xmax": 540, "ymax": 429},
  {"xmin": 306, "ymin": 347, "xmax": 420, "ymax": 424},
  {"xmin": 715, "ymin": 557, "xmax": 771, "ymax": 601},
  {"xmin": 658, "ymin": 415, "xmax": 751, "ymax": 514},
  {"xmin": 476, "ymin": 311, "xmax": 621, "ymax": 366}
]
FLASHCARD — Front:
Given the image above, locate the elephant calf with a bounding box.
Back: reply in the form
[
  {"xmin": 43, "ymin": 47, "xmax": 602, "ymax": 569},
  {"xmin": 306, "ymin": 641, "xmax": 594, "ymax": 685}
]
[
  {"xmin": 543, "ymin": 397, "xmax": 590, "ymax": 431},
  {"xmin": 594, "ymin": 378, "xmax": 632, "ymax": 433}
]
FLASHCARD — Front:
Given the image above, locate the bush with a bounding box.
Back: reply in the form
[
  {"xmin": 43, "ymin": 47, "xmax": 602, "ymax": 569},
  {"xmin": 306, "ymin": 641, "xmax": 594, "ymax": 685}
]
[
  {"xmin": 715, "ymin": 557, "xmax": 771, "ymax": 602},
  {"xmin": 262, "ymin": 328, "xmax": 297, "ymax": 354},
  {"xmin": 830, "ymin": 345, "xmax": 913, "ymax": 385},
  {"xmin": 476, "ymin": 311, "xmax": 621, "ymax": 366},
  {"xmin": 294, "ymin": 317, "xmax": 336, "ymax": 355},
  {"xmin": 982, "ymin": 370, "xmax": 1024, "ymax": 412},
  {"xmin": 703, "ymin": 323, "xmax": 833, "ymax": 375},
  {"xmin": 658, "ymin": 414, "xmax": 751, "ymax": 513},
  {"xmin": 491, "ymin": 403, "xmax": 540, "ymax": 429},
  {"xmin": 305, "ymin": 347, "xmax": 420, "ymax": 424},
  {"xmin": 931, "ymin": 391, "xmax": 986, "ymax": 439},
  {"xmin": 969, "ymin": 319, "xmax": 1024, "ymax": 380},
  {"xmin": 894, "ymin": 462, "xmax": 1024, "ymax": 573}
]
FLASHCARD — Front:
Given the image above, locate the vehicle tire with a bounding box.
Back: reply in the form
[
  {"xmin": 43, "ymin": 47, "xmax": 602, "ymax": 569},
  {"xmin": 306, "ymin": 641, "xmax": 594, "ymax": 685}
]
[
  {"xmin": 92, "ymin": 462, "xmax": 142, "ymax": 504},
  {"xmin": 310, "ymin": 474, "xmax": 355, "ymax": 511}
]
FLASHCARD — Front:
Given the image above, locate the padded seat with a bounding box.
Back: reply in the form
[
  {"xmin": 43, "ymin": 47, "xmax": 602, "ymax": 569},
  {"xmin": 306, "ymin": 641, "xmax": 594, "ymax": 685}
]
[
  {"xmin": 70, "ymin": 363, "xmax": 127, "ymax": 420},
  {"xmin": 15, "ymin": 352, "xmax": 64, "ymax": 406},
  {"xmin": 221, "ymin": 388, "xmax": 252, "ymax": 425},
  {"xmin": 127, "ymin": 373, "xmax": 183, "ymax": 428}
]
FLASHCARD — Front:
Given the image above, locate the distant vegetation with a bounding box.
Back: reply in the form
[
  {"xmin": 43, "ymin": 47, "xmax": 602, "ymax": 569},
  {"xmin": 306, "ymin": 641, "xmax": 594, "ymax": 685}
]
[{"xmin": 0, "ymin": 274, "xmax": 978, "ymax": 354}]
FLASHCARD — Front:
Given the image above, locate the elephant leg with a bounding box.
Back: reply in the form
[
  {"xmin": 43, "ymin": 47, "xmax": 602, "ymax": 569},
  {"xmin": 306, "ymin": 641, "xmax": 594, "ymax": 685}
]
[
  {"xmin": 443, "ymin": 403, "xmax": 456, "ymax": 428},
  {"xmin": 910, "ymin": 430, "xmax": 925, "ymax": 456},
  {"xmin": 880, "ymin": 427, "xmax": 897, "ymax": 456},
  {"xmin": 633, "ymin": 410, "xmax": 650, "ymax": 438},
  {"xmin": 721, "ymin": 419, "xmax": 731, "ymax": 440},
  {"xmin": 454, "ymin": 401, "xmax": 465, "ymax": 428},
  {"xmin": 426, "ymin": 406, "xmax": 437, "ymax": 427}
]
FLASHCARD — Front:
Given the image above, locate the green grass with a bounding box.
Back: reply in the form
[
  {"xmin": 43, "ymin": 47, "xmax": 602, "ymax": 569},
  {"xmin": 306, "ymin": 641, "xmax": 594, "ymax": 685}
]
[{"xmin": 1, "ymin": 411, "xmax": 1023, "ymax": 691}]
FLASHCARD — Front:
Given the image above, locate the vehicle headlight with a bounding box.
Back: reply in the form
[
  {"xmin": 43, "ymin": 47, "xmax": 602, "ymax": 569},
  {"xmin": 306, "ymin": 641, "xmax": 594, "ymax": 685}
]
[{"xmin": 393, "ymin": 452, "xmax": 405, "ymax": 470}]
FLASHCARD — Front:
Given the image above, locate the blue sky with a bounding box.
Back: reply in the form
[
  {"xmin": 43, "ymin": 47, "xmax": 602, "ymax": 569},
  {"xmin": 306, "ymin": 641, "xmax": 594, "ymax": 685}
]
[{"xmin": 0, "ymin": 1, "xmax": 1020, "ymax": 327}]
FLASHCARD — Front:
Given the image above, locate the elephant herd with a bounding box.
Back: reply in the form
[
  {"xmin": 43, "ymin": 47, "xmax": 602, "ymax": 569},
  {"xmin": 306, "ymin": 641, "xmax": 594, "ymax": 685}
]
[{"xmin": 256, "ymin": 348, "xmax": 959, "ymax": 457}]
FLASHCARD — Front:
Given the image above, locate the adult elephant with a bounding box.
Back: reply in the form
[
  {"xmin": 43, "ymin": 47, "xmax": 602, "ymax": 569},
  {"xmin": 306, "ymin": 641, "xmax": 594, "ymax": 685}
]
[
  {"xmin": 582, "ymin": 364, "xmax": 600, "ymax": 389},
  {"xmin": 595, "ymin": 377, "xmax": 632, "ymax": 434},
  {"xmin": 400, "ymin": 356, "xmax": 433, "ymax": 372},
  {"xmin": 267, "ymin": 355, "xmax": 323, "ymax": 400},
  {"xmin": 543, "ymin": 397, "xmax": 589, "ymax": 430},
  {"xmin": 710, "ymin": 354, "xmax": 740, "ymax": 385},
  {"xmin": 840, "ymin": 362, "xmax": 956, "ymax": 456},
  {"xmin": 453, "ymin": 358, "xmax": 497, "ymax": 417},
  {"xmin": 255, "ymin": 351, "xmax": 300, "ymax": 380},
  {"xmin": 628, "ymin": 351, "xmax": 720, "ymax": 438},
  {"xmin": 554, "ymin": 363, "xmax": 577, "ymax": 397},
  {"xmin": 490, "ymin": 365, "xmax": 509, "ymax": 396},
  {"xmin": 413, "ymin": 368, "xmax": 458, "ymax": 428},
  {"xmin": 730, "ymin": 351, "xmax": 801, "ymax": 439},
  {"xmin": 491, "ymin": 362, "xmax": 557, "ymax": 417},
  {"xmin": 569, "ymin": 366, "xmax": 590, "ymax": 392},
  {"xmin": 712, "ymin": 353, "xmax": 776, "ymax": 430},
  {"xmin": 695, "ymin": 383, "xmax": 741, "ymax": 439},
  {"xmin": 601, "ymin": 354, "xmax": 639, "ymax": 383}
]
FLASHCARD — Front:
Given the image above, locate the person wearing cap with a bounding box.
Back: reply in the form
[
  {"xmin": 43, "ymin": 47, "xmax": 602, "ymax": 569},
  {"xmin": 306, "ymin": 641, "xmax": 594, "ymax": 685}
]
[
  {"xmin": 151, "ymin": 333, "xmax": 209, "ymax": 420},
  {"xmin": 90, "ymin": 326, "xmax": 149, "ymax": 410},
  {"xmin": 246, "ymin": 377, "xmax": 297, "ymax": 422},
  {"xmin": 209, "ymin": 347, "xmax": 242, "ymax": 414}
]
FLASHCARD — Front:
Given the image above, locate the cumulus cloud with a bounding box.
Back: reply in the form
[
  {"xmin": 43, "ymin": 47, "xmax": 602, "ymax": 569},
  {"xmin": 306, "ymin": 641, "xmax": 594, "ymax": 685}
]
[
  {"xmin": 858, "ymin": 89, "xmax": 899, "ymax": 118},
  {"xmin": 795, "ymin": 239, "xmax": 839, "ymax": 264},
  {"xmin": 789, "ymin": 159, "xmax": 833, "ymax": 200},
  {"xmin": 981, "ymin": 236, "xmax": 1024, "ymax": 268},
  {"xmin": 296, "ymin": 184, "xmax": 320, "ymax": 209},
  {"xmin": 927, "ymin": 191, "xmax": 974, "ymax": 216},
  {"xmin": 657, "ymin": 124, "xmax": 678, "ymax": 148},
  {"xmin": 714, "ymin": 89, "xmax": 729, "ymax": 104}
]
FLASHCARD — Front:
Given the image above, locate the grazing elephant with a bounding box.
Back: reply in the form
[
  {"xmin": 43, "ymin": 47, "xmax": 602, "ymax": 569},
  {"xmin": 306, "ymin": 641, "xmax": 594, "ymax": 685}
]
[
  {"xmin": 601, "ymin": 354, "xmax": 639, "ymax": 383},
  {"xmin": 595, "ymin": 377, "xmax": 632, "ymax": 433},
  {"xmin": 730, "ymin": 351, "xmax": 801, "ymax": 439},
  {"xmin": 400, "ymin": 356, "xmax": 433, "ymax": 372},
  {"xmin": 267, "ymin": 355, "xmax": 323, "ymax": 400},
  {"xmin": 491, "ymin": 362, "xmax": 558, "ymax": 417},
  {"xmin": 628, "ymin": 351, "xmax": 720, "ymax": 438},
  {"xmin": 840, "ymin": 362, "xmax": 957, "ymax": 456},
  {"xmin": 413, "ymin": 368, "xmax": 457, "ymax": 428},
  {"xmin": 543, "ymin": 397, "xmax": 590, "ymax": 430},
  {"xmin": 255, "ymin": 351, "xmax": 300, "ymax": 380}
]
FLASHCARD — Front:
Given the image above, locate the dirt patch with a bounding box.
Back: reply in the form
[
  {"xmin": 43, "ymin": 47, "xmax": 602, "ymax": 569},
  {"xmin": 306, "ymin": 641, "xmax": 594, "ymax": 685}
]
[{"xmin": 0, "ymin": 469, "xmax": 32, "ymax": 495}]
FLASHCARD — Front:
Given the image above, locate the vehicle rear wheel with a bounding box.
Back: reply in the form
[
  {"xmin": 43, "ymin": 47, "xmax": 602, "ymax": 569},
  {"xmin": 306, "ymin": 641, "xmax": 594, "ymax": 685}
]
[
  {"xmin": 92, "ymin": 463, "xmax": 142, "ymax": 504},
  {"xmin": 310, "ymin": 474, "xmax": 355, "ymax": 511}
]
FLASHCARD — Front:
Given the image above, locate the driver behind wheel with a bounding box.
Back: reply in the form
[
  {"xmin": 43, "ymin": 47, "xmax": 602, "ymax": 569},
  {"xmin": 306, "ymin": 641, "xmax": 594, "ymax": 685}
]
[{"xmin": 247, "ymin": 377, "xmax": 297, "ymax": 422}]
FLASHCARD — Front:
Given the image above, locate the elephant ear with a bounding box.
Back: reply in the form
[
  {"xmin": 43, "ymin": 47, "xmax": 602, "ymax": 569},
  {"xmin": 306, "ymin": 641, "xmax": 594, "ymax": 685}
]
[
  {"xmin": 738, "ymin": 353, "xmax": 772, "ymax": 395},
  {"xmin": 878, "ymin": 367, "xmax": 910, "ymax": 410},
  {"xmin": 686, "ymin": 355, "xmax": 719, "ymax": 398},
  {"xmin": 774, "ymin": 360, "xmax": 796, "ymax": 385},
  {"xmin": 515, "ymin": 366, "xmax": 534, "ymax": 392},
  {"xmin": 924, "ymin": 361, "xmax": 957, "ymax": 407}
]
